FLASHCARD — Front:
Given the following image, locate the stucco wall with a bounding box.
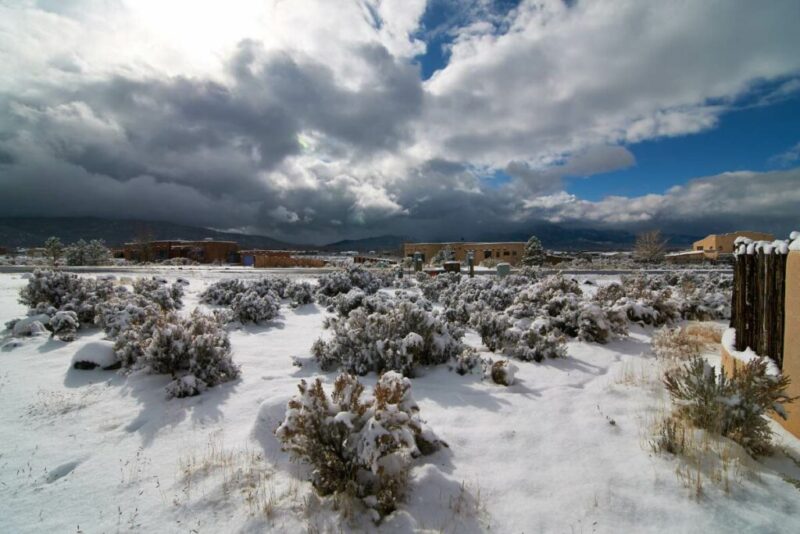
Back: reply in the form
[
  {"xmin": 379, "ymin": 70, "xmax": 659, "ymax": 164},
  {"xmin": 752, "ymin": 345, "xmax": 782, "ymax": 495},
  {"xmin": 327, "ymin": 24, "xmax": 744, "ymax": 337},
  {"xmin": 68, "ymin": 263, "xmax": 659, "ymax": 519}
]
[{"xmin": 403, "ymin": 242, "xmax": 526, "ymax": 265}]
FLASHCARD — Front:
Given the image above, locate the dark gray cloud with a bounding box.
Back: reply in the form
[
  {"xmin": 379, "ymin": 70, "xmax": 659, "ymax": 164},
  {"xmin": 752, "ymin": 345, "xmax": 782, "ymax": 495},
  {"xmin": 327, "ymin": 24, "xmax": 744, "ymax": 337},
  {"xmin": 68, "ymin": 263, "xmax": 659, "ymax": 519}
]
[{"xmin": 0, "ymin": 1, "xmax": 799, "ymax": 244}]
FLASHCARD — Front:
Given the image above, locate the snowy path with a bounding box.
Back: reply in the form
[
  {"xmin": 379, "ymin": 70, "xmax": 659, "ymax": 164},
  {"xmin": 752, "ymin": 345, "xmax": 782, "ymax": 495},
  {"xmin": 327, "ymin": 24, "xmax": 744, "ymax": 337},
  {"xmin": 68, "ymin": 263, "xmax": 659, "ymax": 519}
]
[{"xmin": 1, "ymin": 272, "xmax": 799, "ymax": 533}]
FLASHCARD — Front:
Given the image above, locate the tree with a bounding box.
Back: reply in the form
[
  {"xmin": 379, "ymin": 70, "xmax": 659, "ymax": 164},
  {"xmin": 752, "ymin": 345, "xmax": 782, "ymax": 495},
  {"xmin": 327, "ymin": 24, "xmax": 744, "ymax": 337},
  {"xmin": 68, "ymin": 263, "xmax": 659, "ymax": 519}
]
[
  {"xmin": 521, "ymin": 235, "xmax": 545, "ymax": 266},
  {"xmin": 133, "ymin": 226, "xmax": 155, "ymax": 263},
  {"xmin": 65, "ymin": 239, "xmax": 88, "ymax": 266},
  {"xmin": 86, "ymin": 239, "xmax": 111, "ymax": 265},
  {"xmin": 634, "ymin": 230, "xmax": 667, "ymax": 263},
  {"xmin": 43, "ymin": 236, "xmax": 64, "ymax": 267}
]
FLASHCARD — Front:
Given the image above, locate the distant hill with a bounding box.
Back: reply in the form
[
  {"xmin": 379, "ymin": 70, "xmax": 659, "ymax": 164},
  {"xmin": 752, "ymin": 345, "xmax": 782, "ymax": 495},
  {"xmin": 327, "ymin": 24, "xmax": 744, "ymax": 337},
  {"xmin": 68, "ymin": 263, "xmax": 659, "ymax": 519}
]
[
  {"xmin": 0, "ymin": 217, "xmax": 301, "ymax": 250},
  {"xmin": 321, "ymin": 235, "xmax": 410, "ymax": 253},
  {"xmin": 0, "ymin": 217, "xmax": 701, "ymax": 253}
]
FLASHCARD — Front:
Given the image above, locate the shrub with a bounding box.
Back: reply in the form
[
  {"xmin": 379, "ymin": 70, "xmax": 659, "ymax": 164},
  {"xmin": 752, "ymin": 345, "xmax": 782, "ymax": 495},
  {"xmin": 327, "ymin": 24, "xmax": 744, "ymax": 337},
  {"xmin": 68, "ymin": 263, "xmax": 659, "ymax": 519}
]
[
  {"xmin": 95, "ymin": 294, "xmax": 161, "ymax": 338},
  {"xmin": 49, "ymin": 311, "xmax": 79, "ymax": 341},
  {"xmin": 312, "ymin": 294, "xmax": 464, "ymax": 376},
  {"xmin": 133, "ymin": 277, "xmax": 184, "ymax": 311},
  {"xmin": 285, "ymin": 281, "xmax": 315, "ymax": 307},
  {"xmin": 200, "ymin": 278, "xmax": 248, "ymax": 305},
  {"xmin": 230, "ymin": 290, "xmax": 280, "ymax": 324},
  {"xmin": 418, "ymin": 272, "xmax": 460, "ymax": 303},
  {"xmin": 116, "ymin": 310, "xmax": 239, "ymax": 398},
  {"xmin": 490, "ymin": 360, "xmax": 518, "ymax": 386},
  {"xmin": 663, "ymin": 357, "xmax": 795, "ymax": 456},
  {"xmin": 316, "ymin": 266, "xmax": 381, "ymax": 305},
  {"xmin": 275, "ymin": 372, "xmax": 444, "ymax": 521},
  {"xmin": 448, "ymin": 348, "xmax": 485, "ymax": 376},
  {"xmin": 471, "ymin": 310, "xmax": 567, "ymax": 362}
]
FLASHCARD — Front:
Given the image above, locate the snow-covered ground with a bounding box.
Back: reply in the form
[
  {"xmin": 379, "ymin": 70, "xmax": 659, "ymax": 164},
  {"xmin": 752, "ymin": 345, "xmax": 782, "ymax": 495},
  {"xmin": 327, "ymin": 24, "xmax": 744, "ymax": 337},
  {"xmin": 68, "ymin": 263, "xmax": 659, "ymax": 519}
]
[{"xmin": 1, "ymin": 271, "xmax": 800, "ymax": 533}]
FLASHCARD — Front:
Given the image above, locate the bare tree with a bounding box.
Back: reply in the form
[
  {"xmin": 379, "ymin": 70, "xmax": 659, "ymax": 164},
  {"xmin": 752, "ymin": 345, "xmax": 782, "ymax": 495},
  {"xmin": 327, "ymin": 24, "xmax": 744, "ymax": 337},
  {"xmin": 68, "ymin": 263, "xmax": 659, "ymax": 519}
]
[
  {"xmin": 133, "ymin": 225, "xmax": 155, "ymax": 263},
  {"xmin": 634, "ymin": 230, "xmax": 667, "ymax": 263}
]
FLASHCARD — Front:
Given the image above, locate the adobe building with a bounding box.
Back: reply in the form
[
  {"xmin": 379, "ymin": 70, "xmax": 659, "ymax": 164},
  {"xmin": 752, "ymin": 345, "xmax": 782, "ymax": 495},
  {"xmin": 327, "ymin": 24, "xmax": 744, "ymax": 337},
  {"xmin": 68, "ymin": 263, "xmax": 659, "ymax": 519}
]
[
  {"xmin": 666, "ymin": 231, "xmax": 775, "ymax": 264},
  {"xmin": 123, "ymin": 240, "xmax": 239, "ymax": 263},
  {"xmin": 240, "ymin": 249, "xmax": 326, "ymax": 268},
  {"xmin": 693, "ymin": 231, "xmax": 774, "ymax": 255},
  {"xmin": 403, "ymin": 242, "xmax": 526, "ymax": 266}
]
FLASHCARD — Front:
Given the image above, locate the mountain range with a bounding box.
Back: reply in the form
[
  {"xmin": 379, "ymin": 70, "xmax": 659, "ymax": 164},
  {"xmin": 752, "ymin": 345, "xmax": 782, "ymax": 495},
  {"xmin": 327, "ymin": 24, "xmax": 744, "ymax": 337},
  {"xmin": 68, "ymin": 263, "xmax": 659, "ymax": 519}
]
[{"xmin": 0, "ymin": 217, "xmax": 700, "ymax": 253}]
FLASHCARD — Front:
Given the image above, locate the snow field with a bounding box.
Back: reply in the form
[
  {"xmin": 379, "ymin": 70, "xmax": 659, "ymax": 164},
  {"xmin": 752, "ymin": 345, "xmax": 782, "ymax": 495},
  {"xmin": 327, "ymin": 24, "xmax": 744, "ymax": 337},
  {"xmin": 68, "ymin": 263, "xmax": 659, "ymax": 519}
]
[{"xmin": 1, "ymin": 272, "xmax": 800, "ymax": 533}]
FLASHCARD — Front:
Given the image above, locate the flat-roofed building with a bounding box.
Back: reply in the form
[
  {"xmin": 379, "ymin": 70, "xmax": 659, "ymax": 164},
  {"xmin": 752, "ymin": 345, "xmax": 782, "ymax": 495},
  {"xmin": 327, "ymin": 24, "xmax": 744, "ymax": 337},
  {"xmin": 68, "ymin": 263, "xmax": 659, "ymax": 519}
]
[
  {"xmin": 692, "ymin": 231, "xmax": 774, "ymax": 254},
  {"xmin": 402, "ymin": 241, "xmax": 526, "ymax": 265},
  {"xmin": 123, "ymin": 240, "xmax": 239, "ymax": 263}
]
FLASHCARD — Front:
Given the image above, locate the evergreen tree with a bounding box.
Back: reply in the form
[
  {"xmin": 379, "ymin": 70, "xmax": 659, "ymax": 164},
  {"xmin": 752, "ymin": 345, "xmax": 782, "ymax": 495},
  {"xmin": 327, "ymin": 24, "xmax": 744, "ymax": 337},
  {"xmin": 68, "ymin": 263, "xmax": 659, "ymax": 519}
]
[
  {"xmin": 43, "ymin": 236, "xmax": 64, "ymax": 267},
  {"xmin": 521, "ymin": 235, "xmax": 545, "ymax": 266}
]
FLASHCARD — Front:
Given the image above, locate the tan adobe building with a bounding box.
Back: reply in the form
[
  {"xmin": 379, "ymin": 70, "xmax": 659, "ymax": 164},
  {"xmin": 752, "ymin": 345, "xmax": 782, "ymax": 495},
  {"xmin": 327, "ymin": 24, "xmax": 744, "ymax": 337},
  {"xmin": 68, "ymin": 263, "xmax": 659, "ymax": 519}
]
[
  {"xmin": 403, "ymin": 241, "xmax": 526, "ymax": 265},
  {"xmin": 693, "ymin": 231, "xmax": 774, "ymax": 254}
]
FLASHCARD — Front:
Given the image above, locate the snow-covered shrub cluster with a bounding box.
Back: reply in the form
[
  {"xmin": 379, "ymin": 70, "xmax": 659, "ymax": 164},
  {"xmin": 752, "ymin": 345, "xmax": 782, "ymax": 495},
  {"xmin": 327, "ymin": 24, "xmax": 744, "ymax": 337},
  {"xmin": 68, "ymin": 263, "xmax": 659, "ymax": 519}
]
[
  {"xmin": 417, "ymin": 272, "xmax": 460, "ymax": 302},
  {"xmin": 230, "ymin": 290, "xmax": 281, "ymax": 324},
  {"xmin": 49, "ymin": 311, "xmax": 80, "ymax": 341},
  {"xmin": 471, "ymin": 311, "xmax": 567, "ymax": 362},
  {"xmin": 275, "ymin": 372, "xmax": 444, "ymax": 521},
  {"xmin": 593, "ymin": 276, "xmax": 679, "ymax": 327},
  {"xmin": 200, "ymin": 276, "xmax": 316, "ymax": 319},
  {"xmin": 312, "ymin": 293, "xmax": 465, "ymax": 376},
  {"xmin": 439, "ymin": 276, "xmax": 517, "ymax": 325},
  {"xmin": 284, "ymin": 280, "xmax": 315, "ymax": 307},
  {"xmin": 671, "ymin": 272, "xmax": 732, "ymax": 321},
  {"xmin": 662, "ymin": 357, "xmax": 793, "ymax": 456},
  {"xmin": 94, "ymin": 294, "xmax": 161, "ymax": 338},
  {"xmin": 315, "ymin": 266, "xmax": 383, "ymax": 305},
  {"xmin": 11, "ymin": 269, "xmax": 124, "ymax": 340},
  {"xmin": 506, "ymin": 275, "xmax": 628, "ymax": 344},
  {"xmin": 132, "ymin": 277, "xmax": 185, "ymax": 311},
  {"xmin": 448, "ymin": 347, "xmax": 485, "ymax": 376},
  {"xmin": 199, "ymin": 278, "xmax": 248, "ymax": 305},
  {"xmin": 113, "ymin": 310, "xmax": 239, "ymax": 398}
]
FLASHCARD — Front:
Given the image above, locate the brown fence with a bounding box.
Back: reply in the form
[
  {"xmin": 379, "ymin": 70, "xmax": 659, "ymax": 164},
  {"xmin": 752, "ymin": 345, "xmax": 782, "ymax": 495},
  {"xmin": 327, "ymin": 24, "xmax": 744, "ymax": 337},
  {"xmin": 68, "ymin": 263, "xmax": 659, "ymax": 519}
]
[{"xmin": 731, "ymin": 250, "xmax": 788, "ymax": 368}]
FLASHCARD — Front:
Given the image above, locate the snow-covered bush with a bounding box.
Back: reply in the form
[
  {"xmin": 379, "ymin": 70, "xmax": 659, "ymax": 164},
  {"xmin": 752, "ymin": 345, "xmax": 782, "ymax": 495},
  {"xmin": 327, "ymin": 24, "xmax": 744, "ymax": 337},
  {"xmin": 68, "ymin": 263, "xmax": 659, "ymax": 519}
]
[
  {"xmin": 285, "ymin": 281, "xmax": 315, "ymax": 307},
  {"xmin": 593, "ymin": 278, "xmax": 679, "ymax": 327},
  {"xmin": 448, "ymin": 347, "xmax": 485, "ymax": 375},
  {"xmin": 49, "ymin": 311, "xmax": 79, "ymax": 341},
  {"xmin": 133, "ymin": 277, "xmax": 184, "ymax": 311},
  {"xmin": 95, "ymin": 294, "xmax": 161, "ymax": 338},
  {"xmin": 200, "ymin": 278, "xmax": 248, "ymax": 306},
  {"xmin": 328, "ymin": 288, "xmax": 367, "ymax": 316},
  {"xmin": 313, "ymin": 294, "xmax": 465, "ymax": 376},
  {"xmin": 439, "ymin": 277, "xmax": 517, "ymax": 325},
  {"xmin": 230, "ymin": 289, "xmax": 280, "ymax": 324},
  {"xmin": 663, "ymin": 357, "xmax": 794, "ymax": 456},
  {"xmin": 506, "ymin": 275, "xmax": 627, "ymax": 343},
  {"xmin": 275, "ymin": 372, "xmax": 444, "ymax": 520},
  {"xmin": 65, "ymin": 239, "xmax": 111, "ymax": 266},
  {"xmin": 490, "ymin": 360, "xmax": 518, "ymax": 386},
  {"xmin": 315, "ymin": 266, "xmax": 382, "ymax": 304},
  {"xmin": 471, "ymin": 310, "xmax": 567, "ymax": 362},
  {"xmin": 418, "ymin": 272, "xmax": 460, "ymax": 302},
  {"xmin": 672, "ymin": 272, "xmax": 732, "ymax": 321},
  {"xmin": 16, "ymin": 270, "xmax": 121, "ymax": 337},
  {"xmin": 7, "ymin": 315, "xmax": 49, "ymax": 337},
  {"xmin": 116, "ymin": 310, "xmax": 239, "ymax": 398}
]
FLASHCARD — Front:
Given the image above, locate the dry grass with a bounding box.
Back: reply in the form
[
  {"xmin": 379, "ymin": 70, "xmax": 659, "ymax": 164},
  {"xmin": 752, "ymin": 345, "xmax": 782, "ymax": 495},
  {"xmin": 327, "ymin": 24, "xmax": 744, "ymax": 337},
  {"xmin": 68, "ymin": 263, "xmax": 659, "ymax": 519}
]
[
  {"xmin": 651, "ymin": 323, "xmax": 723, "ymax": 361},
  {"xmin": 176, "ymin": 430, "xmax": 278, "ymax": 521},
  {"xmin": 684, "ymin": 322, "xmax": 723, "ymax": 344},
  {"xmin": 642, "ymin": 407, "xmax": 756, "ymax": 498}
]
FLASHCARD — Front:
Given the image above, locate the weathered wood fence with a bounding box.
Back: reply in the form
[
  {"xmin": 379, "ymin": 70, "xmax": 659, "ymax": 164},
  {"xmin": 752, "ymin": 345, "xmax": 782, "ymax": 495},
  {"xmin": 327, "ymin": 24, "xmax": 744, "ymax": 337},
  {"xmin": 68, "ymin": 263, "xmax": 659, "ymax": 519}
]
[{"xmin": 731, "ymin": 250, "xmax": 788, "ymax": 368}]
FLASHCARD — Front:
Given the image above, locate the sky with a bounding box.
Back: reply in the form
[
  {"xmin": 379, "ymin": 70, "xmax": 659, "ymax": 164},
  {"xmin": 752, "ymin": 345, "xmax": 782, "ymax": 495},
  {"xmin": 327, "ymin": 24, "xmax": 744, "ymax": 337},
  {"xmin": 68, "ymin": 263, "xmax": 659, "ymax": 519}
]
[{"xmin": 0, "ymin": 0, "xmax": 799, "ymax": 244}]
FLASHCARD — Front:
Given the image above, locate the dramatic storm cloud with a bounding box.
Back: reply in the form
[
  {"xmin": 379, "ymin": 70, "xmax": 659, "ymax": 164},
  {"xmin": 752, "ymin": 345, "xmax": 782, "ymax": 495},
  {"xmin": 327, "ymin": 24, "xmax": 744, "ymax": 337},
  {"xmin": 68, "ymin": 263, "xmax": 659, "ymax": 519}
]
[{"xmin": 1, "ymin": 0, "xmax": 799, "ymax": 243}]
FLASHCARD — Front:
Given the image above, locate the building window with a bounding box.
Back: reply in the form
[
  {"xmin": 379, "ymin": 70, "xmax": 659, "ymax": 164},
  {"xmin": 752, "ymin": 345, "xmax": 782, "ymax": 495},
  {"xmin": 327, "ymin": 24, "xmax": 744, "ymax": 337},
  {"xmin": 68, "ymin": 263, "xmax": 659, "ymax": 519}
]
[
  {"xmin": 503, "ymin": 251, "xmax": 510, "ymax": 256},
  {"xmin": 512, "ymin": 251, "xmax": 517, "ymax": 255},
  {"xmin": 484, "ymin": 250, "xmax": 492, "ymax": 259},
  {"xmin": 496, "ymin": 251, "xmax": 500, "ymax": 258}
]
